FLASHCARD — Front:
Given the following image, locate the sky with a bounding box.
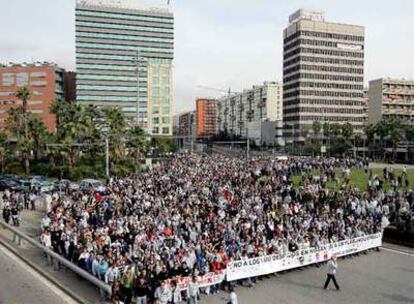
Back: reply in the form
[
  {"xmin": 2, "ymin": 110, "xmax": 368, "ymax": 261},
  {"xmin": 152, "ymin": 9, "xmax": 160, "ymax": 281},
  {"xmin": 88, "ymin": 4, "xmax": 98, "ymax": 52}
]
[{"xmin": 1, "ymin": 0, "xmax": 414, "ymax": 114}]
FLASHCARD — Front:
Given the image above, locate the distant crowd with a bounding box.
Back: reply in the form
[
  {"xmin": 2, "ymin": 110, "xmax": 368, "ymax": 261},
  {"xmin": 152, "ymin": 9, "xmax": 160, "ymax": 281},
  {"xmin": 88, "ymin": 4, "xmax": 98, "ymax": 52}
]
[{"xmin": 1, "ymin": 154, "xmax": 414, "ymax": 304}]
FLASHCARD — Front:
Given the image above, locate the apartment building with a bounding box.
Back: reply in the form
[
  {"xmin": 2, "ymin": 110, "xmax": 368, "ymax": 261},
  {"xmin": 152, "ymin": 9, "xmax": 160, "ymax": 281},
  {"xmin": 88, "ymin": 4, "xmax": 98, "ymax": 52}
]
[
  {"xmin": 75, "ymin": 0, "xmax": 174, "ymax": 135},
  {"xmin": 217, "ymin": 81, "xmax": 283, "ymax": 138},
  {"xmin": 283, "ymin": 9, "xmax": 365, "ymax": 142},
  {"xmin": 196, "ymin": 99, "xmax": 217, "ymax": 138},
  {"xmin": 368, "ymin": 78, "xmax": 414, "ymax": 124},
  {"xmin": 178, "ymin": 110, "xmax": 195, "ymax": 138},
  {"xmin": 0, "ymin": 62, "xmax": 70, "ymax": 132}
]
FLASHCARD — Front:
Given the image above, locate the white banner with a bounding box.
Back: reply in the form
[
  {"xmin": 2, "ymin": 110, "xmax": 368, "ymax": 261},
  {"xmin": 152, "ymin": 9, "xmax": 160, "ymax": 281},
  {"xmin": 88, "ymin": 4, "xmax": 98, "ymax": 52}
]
[
  {"xmin": 226, "ymin": 233, "xmax": 382, "ymax": 281},
  {"xmin": 165, "ymin": 271, "xmax": 225, "ymax": 291}
]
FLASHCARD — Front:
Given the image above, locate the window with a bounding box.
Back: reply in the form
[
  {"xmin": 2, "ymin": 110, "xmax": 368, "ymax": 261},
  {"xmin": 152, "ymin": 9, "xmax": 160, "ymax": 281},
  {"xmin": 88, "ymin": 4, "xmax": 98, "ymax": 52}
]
[
  {"xmin": 162, "ymin": 117, "xmax": 170, "ymax": 124},
  {"xmin": 31, "ymin": 80, "xmax": 47, "ymax": 87},
  {"xmin": 153, "ymin": 117, "xmax": 159, "ymax": 124},
  {"xmin": 152, "ymin": 127, "xmax": 159, "ymax": 134},
  {"xmin": 162, "ymin": 107, "xmax": 170, "ymax": 114},
  {"xmin": 152, "ymin": 107, "xmax": 160, "ymax": 115},
  {"xmin": 16, "ymin": 72, "xmax": 29, "ymax": 86},
  {"xmin": 2, "ymin": 73, "xmax": 14, "ymax": 86},
  {"xmin": 30, "ymin": 71, "xmax": 46, "ymax": 78},
  {"xmin": 162, "ymin": 127, "xmax": 170, "ymax": 134}
]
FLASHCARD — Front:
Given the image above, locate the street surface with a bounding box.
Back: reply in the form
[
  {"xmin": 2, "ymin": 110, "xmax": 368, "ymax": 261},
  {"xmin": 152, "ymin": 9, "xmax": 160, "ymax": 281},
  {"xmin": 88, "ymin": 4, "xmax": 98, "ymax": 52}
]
[
  {"xmin": 0, "ymin": 243, "xmax": 79, "ymax": 304},
  {"xmin": 202, "ymin": 248, "xmax": 414, "ymax": 304}
]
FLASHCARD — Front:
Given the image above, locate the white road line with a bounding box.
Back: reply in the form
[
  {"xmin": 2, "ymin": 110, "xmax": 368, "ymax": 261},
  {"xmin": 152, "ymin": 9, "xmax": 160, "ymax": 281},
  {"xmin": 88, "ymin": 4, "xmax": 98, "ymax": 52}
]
[
  {"xmin": 382, "ymin": 247, "xmax": 414, "ymax": 257},
  {"xmin": 0, "ymin": 244, "xmax": 79, "ymax": 304}
]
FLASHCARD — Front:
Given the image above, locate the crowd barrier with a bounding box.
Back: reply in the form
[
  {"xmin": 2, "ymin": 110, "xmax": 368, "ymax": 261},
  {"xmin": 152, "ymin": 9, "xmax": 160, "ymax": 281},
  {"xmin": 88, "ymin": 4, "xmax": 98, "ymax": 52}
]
[{"xmin": 0, "ymin": 220, "xmax": 112, "ymax": 299}]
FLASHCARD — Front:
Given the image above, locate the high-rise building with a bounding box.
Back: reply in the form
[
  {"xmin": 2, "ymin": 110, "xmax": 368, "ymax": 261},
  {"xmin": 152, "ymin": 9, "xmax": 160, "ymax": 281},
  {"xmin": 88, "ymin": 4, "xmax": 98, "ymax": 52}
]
[
  {"xmin": 0, "ymin": 62, "xmax": 69, "ymax": 132},
  {"xmin": 75, "ymin": 0, "xmax": 174, "ymax": 135},
  {"xmin": 196, "ymin": 98, "xmax": 217, "ymax": 138},
  {"xmin": 217, "ymin": 81, "xmax": 283, "ymax": 138},
  {"xmin": 368, "ymin": 78, "xmax": 414, "ymax": 124},
  {"xmin": 283, "ymin": 9, "xmax": 365, "ymax": 142},
  {"xmin": 178, "ymin": 110, "xmax": 196, "ymax": 139}
]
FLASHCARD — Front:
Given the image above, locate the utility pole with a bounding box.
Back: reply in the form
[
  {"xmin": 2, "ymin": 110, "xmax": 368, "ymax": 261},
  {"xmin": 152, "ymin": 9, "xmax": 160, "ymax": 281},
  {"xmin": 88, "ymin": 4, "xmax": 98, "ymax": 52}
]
[
  {"xmin": 246, "ymin": 126, "xmax": 250, "ymax": 159},
  {"xmin": 105, "ymin": 136, "xmax": 109, "ymax": 178}
]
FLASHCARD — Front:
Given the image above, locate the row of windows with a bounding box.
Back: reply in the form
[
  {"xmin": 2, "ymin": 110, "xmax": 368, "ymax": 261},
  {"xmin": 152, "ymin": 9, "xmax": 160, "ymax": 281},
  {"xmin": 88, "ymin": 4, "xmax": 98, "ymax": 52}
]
[
  {"xmin": 284, "ymin": 82, "xmax": 363, "ymax": 91},
  {"xmin": 284, "ymin": 99, "xmax": 363, "ymax": 107},
  {"xmin": 77, "ymin": 53, "xmax": 137, "ymax": 61},
  {"xmin": 77, "ymin": 85, "xmax": 148, "ymax": 92},
  {"xmin": 284, "ymin": 47, "xmax": 364, "ymax": 60},
  {"xmin": 76, "ymin": 10, "xmax": 174, "ymax": 24},
  {"xmin": 152, "ymin": 117, "xmax": 170, "ymax": 124},
  {"xmin": 301, "ymin": 30, "xmax": 364, "ymax": 42},
  {"xmin": 77, "ymin": 63, "xmax": 136, "ymax": 71},
  {"xmin": 76, "ymin": 20, "xmax": 174, "ymax": 34},
  {"xmin": 284, "ymin": 73, "xmax": 363, "ymax": 83},
  {"xmin": 76, "ymin": 42, "xmax": 174, "ymax": 54},
  {"xmin": 284, "ymin": 55, "xmax": 363, "ymax": 68},
  {"xmin": 284, "ymin": 64, "xmax": 363, "ymax": 76},
  {"xmin": 284, "ymin": 116, "xmax": 364, "ymax": 122},
  {"xmin": 77, "ymin": 95, "xmax": 137, "ymax": 102},
  {"xmin": 77, "ymin": 74, "xmax": 137, "ymax": 82},
  {"xmin": 76, "ymin": 32, "xmax": 173, "ymax": 44},
  {"xmin": 284, "ymin": 107, "xmax": 364, "ymax": 114},
  {"xmin": 152, "ymin": 107, "xmax": 170, "ymax": 115},
  {"xmin": 284, "ymin": 90, "xmax": 363, "ymax": 98},
  {"xmin": 152, "ymin": 127, "xmax": 171, "ymax": 135},
  {"xmin": 285, "ymin": 38, "xmax": 363, "ymax": 52},
  {"xmin": 284, "ymin": 30, "xmax": 364, "ymax": 45}
]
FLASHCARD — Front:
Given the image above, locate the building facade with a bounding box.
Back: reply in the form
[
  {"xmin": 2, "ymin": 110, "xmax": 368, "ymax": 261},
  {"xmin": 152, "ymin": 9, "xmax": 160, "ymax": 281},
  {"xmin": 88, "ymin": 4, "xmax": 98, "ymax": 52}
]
[
  {"xmin": 75, "ymin": 0, "xmax": 174, "ymax": 135},
  {"xmin": 0, "ymin": 62, "xmax": 67, "ymax": 132},
  {"xmin": 283, "ymin": 9, "xmax": 365, "ymax": 142},
  {"xmin": 196, "ymin": 99, "xmax": 217, "ymax": 138},
  {"xmin": 178, "ymin": 111, "xmax": 195, "ymax": 138},
  {"xmin": 217, "ymin": 81, "xmax": 283, "ymax": 138},
  {"xmin": 368, "ymin": 78, "xmax": 414, "ymax": 124}
]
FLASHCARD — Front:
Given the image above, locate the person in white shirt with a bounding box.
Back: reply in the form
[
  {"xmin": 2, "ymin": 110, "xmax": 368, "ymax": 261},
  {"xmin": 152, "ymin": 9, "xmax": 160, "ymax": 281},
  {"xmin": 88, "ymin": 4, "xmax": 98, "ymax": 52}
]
[
  {"xmin": 224, "ymin": 287, "xmax": 238, "ymax": 304},
  {"xmin": 323, "ymin": 254, "xmax": 340, "ymax": 290},
  {"xmin": 187, "ymin": 276, "xmax": 199, "ymax": 304}
]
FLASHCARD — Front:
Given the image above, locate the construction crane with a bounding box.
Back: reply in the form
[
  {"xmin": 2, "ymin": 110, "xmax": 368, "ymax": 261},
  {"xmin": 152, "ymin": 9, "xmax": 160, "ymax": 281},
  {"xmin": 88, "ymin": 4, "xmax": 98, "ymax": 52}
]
[{"xmin": 196, "ymin": 85, "xmax": 241, "ymax": 96}]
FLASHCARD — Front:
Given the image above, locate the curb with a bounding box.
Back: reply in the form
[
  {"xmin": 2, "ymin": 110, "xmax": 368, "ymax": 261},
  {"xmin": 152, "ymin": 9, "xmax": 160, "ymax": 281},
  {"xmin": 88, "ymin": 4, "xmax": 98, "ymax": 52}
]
[{"xmin": 0, "ymin": 236, "xmax": 90, "ymax": 304}]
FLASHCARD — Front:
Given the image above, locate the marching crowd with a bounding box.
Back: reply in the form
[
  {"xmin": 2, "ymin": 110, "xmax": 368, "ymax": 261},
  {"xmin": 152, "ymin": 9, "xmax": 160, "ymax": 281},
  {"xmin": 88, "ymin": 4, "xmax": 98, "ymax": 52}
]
[{"xmin": 2, "ymin": 154, "xmax": 414, "ymax": 303}]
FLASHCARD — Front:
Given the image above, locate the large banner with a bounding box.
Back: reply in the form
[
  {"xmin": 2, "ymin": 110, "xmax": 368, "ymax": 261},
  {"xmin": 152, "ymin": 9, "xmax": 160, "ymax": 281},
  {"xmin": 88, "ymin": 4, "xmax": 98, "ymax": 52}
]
[
  {"xmin": 165, "ymin": 271, "xmax": 225, "ymax": 291},
  {"xmin": 226, "ymin": 233, "xmax": 382, "ymax": 281}
]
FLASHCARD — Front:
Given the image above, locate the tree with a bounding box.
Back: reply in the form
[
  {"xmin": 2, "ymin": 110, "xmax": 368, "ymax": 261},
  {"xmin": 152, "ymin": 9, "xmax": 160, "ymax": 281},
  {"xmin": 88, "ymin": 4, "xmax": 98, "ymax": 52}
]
[
  {"xmin": 15, "ymin": 86, "xmax": 32, "ymax": 174},
  {"xmin": 312, "ymin": 120, "xmax": 322, "ymax": 136},
  {"xmin": 341, "ymin": 122, "xmax": 354, "ymax": 142},
  {"xmin": 127, "ymin": 126, "xmax": 148, "ymax": 172},
  {"xmin": 0, "ymin": 131, "xmax": 7, "ymax": 173},
  {"xmin": 102, "ymin": 107, "xmax": 127, "ymax": 159},
  {"xmin": 27, "ymin": 115, "xmax": 48, "ymax": 160}
]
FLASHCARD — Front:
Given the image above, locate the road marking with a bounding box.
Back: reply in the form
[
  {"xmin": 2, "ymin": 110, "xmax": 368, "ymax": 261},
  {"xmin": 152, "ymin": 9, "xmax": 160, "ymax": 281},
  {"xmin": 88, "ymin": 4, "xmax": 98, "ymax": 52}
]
[
  {"xmin": 382, "ymin": 246, "xmax": 414, "ymax": 257},
  {"xmin": 0, "ymin": 244, "xmax": 79, "ymax": 304}
]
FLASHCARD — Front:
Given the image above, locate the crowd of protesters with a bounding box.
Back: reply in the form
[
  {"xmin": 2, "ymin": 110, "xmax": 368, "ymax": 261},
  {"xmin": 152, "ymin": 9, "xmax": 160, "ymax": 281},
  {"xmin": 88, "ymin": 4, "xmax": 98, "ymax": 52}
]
[{"xmin": 1, "ymin": 154, "xmax": 414, "ymax": 303}]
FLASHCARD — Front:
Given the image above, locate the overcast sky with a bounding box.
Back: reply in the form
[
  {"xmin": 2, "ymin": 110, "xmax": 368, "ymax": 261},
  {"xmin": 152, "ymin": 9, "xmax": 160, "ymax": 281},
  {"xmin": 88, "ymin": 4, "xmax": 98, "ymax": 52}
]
[{"xmin": 1, "ymin": 0, "xmax": 413, "ymax": 114}]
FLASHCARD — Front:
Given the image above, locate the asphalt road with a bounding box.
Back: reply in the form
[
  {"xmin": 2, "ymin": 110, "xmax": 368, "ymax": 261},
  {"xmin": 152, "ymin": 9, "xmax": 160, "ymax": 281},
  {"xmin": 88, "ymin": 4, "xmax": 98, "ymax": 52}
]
[
  {"xmin": 202, "ymin": 248, "xmax": 414, "ymax": 304},
  {"xmin": 0, "ymin": 243, "xmax": 79, "ymax": 304}
]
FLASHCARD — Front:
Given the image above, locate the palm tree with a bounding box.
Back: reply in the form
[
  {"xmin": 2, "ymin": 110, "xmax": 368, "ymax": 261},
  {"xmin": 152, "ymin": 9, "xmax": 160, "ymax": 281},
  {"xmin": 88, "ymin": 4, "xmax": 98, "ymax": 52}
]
[
  {"xmin": 15, "ymin": 86, "xmax": 32, "ymax": 175},
  {"xmin": 127, "ymin": 126, "xmax": 148, "ymax": 172},
  {"xmin": 0, "ymin": 131, "xmax": 7, "ymax": 173},
  {"xmin": 27, "ymin": 115, "xmax": 48, "ymax": 160},
  {"xmin": 102, "ymin": 107, "xmax": 127, "ymax": 159}
]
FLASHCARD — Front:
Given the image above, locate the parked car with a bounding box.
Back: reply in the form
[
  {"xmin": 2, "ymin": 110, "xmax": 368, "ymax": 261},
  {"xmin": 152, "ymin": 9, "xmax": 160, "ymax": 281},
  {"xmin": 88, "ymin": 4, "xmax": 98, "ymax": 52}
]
[
  {"xmin": 0, "ymin": 179, "xmax": 20, "ymax": 191},
  {"xmin": 54, "ymin": 179, "xmax": 79, "ymax": 192},
  {"xmin": 29, "ymin": 176, "xmax": 54, "ymax": 193},
  {"xmin": 79, "ymin": 179, "xmax": 108, "ymax": 194}
]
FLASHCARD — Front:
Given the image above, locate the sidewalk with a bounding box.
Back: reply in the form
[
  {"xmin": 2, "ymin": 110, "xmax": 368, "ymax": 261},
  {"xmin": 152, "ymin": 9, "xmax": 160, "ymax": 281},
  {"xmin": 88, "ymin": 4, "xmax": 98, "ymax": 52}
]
[{"xmin": 0, "ymin": 209, "xmax": 107, "ymax": 304}]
